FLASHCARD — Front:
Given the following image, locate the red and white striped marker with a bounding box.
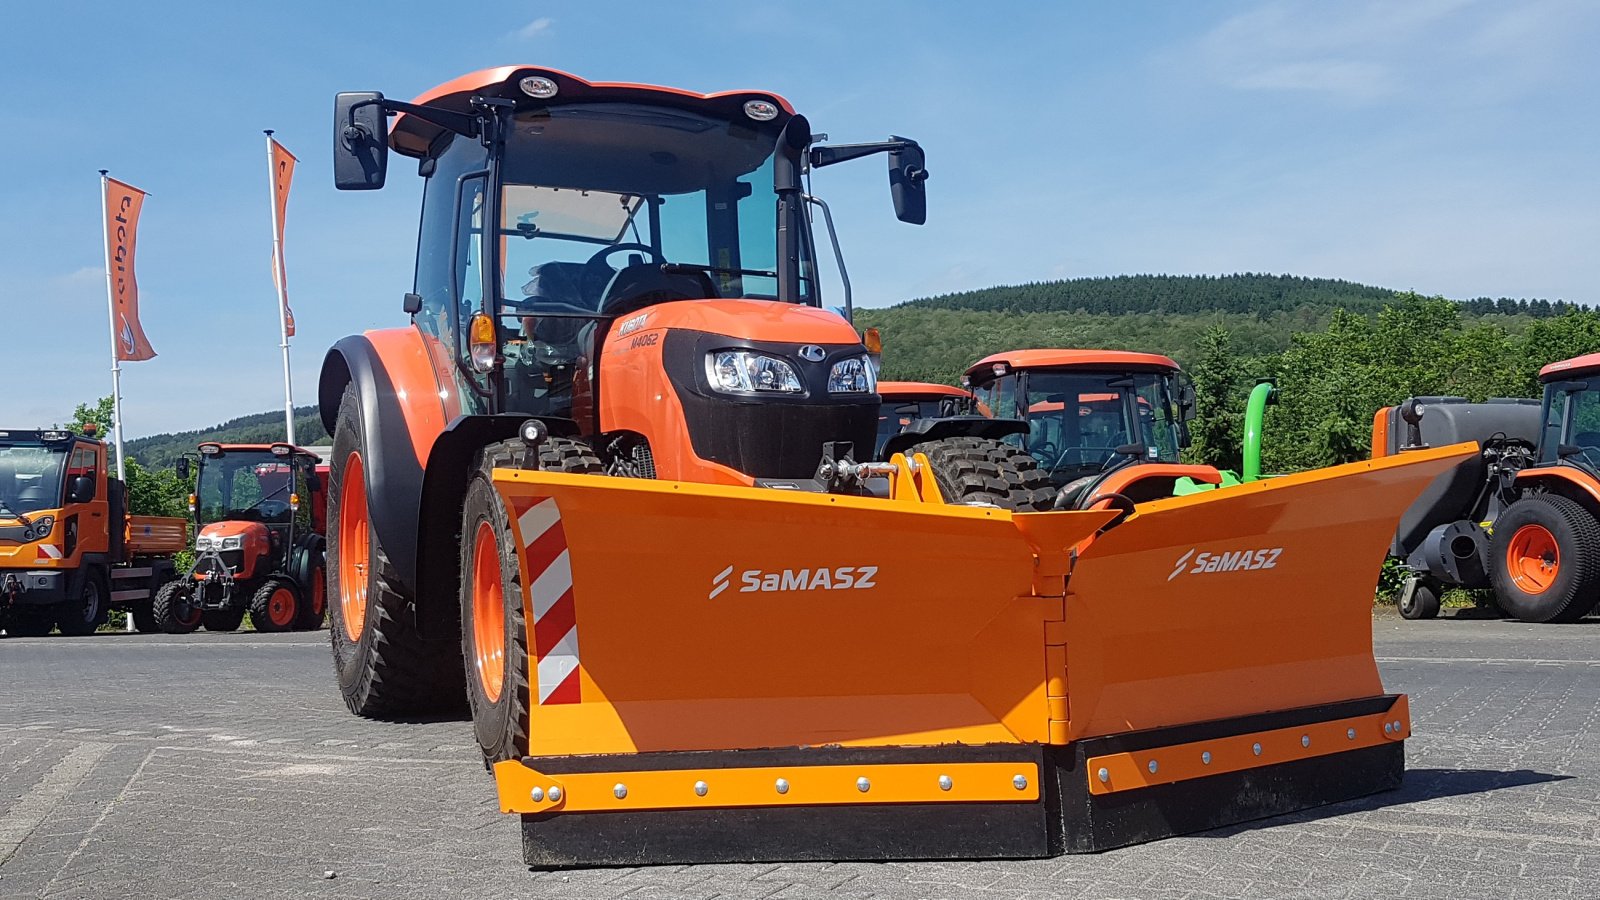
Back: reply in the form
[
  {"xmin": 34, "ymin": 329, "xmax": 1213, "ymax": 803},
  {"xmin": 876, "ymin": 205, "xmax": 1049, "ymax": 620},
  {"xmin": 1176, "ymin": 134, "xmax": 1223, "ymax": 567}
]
[
  {"xmin": 34, "ymin": 544, "xmax": 62, "ymax": 564},
  {"xmin": 511, "ymin": 496, "xmax": 581, "ymax": 705}
]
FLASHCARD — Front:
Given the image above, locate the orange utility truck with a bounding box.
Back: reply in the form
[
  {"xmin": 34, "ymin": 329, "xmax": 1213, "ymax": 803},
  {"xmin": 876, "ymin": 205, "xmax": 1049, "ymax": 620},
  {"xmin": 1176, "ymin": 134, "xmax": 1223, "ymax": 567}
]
[
  {"xmin": 320, "ymin": 64, "xmax": 1475, "ymax": 867},
  {"xmin": 0, "ymin": 428, "xmax": 185, "ymax": 636}
]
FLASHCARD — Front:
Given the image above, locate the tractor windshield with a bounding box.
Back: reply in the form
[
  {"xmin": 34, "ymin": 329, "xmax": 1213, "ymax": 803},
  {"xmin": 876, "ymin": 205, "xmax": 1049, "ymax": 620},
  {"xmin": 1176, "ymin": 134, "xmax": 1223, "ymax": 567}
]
[
  {"xmin": 495, "ymin": 103, "xmax": 809, "ymax": 316},
  {"xmin": 1541, "ymin": 378, "xmax": 1600, "ymax": 467},
  {"xmin": 974, "ymin": 369, "xmax": 1182, "ymax": 485},
  {"xmin": 196, "ymin": 451, "xmax": 296, "ymax": 525},
  {"xmin": 0, "ymin": 441, "xmax": 69, "ymax": 517}
]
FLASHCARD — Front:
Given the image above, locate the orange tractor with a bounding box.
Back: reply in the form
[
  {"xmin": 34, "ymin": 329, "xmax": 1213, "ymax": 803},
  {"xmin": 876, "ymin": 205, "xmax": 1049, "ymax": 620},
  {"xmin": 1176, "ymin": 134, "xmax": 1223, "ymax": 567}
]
[
  {"xmin": 154, "ymin": 443, "xmax": 327, "ymax": 633},
  {"xmin": 321, "ymin": 64, "xmax": 1473, "ymax": 866},
  {"xmin": 1378, "ymin": 351, "xmax": 1600, "ymax": 622}
]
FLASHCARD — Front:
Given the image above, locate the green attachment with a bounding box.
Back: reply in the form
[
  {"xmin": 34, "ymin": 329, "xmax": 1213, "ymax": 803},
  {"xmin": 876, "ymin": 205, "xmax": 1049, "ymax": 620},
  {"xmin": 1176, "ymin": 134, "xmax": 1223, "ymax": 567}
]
[
  {"xmin": 1242, "ymin": 380, "xmax": 1276, "ymax": 483},
  {"xmin": 1173, "ymin": 470, "xmax": 1242, "ymax": 495}
]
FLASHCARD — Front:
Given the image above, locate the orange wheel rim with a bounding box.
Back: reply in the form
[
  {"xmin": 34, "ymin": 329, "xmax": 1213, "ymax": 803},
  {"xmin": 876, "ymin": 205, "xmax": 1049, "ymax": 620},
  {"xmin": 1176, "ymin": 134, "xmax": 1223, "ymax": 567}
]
[
  {"xmin": 338, "ymin": 453, "xmax": 371, "ymax": 642},
  {"xmin": 269, "ymin": 587, "xmax": 296, "ymax": 627},
  {"xmin": 1506, "ymin": 524, "xmax": 1559, "ymax": 594},
  {"xmin": 471, "ymin": 521, "xmax": 507, "ymax": 703},
  {"xmin": 312, "ymin": 571, "xmax": 327, "ymax": 618}
]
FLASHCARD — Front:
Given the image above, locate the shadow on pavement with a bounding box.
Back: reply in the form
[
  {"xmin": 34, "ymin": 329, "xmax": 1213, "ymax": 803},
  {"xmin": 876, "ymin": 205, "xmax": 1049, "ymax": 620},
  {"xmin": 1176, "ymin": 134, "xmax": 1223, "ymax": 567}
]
[{"xmin": 1195, "ymin": 767, "xmax": 1571, "ymax": 840}]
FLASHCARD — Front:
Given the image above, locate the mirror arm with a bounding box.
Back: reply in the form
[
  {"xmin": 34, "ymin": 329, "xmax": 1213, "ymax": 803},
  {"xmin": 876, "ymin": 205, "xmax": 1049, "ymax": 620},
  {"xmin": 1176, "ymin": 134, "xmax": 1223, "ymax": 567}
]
[
  {"xmin": 804, "ymin": 194, "xmax": 852, "ymax": 323},
  {"xmin": 809, "ymin": 138, "xmax": 919, "ymax": 170},
  {"xmin": 345, "ymin": 97, "xmax": 481, "ymax": 141}
]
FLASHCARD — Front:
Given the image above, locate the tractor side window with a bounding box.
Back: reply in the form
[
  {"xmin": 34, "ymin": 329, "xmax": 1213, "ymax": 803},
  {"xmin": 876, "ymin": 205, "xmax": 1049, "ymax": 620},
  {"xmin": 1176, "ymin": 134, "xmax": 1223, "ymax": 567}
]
[
  {"xmin": 415, "ymin": 135, "xmax": 489, "ymax": 342},
  {"xmin": 293, "ymin": 463, "xmax": 314, "ymax": 532},
  {"xmin": 1566, "ymin": 388, "xmax": 1600, "ymax": 450}
]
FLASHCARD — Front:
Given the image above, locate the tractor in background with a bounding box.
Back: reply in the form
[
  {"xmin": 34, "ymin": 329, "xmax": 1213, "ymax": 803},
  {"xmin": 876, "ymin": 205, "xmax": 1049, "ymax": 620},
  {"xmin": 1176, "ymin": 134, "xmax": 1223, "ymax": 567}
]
[
  {"xmin": 154, "ymin": 442, "xmax": 327, "ymax": 634},
  {"xmin": 1379, "ymin": 351, "xmax": 1600, "ymax": 623}
]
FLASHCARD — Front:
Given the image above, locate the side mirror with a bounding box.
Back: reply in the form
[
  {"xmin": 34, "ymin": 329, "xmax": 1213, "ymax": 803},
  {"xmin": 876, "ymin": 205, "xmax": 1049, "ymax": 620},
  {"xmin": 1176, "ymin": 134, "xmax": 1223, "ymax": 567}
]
[
  {"xmin": 68, "ymin": 475, "xmax": 96, "ymax": 504},
  {"xmin": 306, "ymin": 472, "xmax": 323, "ymax": 493},
  {"xmin": 175, "ymin": 458, "xmax": 190, "ymax": 480},
  {"xmin": 888, "ymin": 137, "xmax": 927, "ymax": 225},
  {"xmin": 1176, "ymin": 376, "xmax": 1198, "ymax": 423},
  {"xmin": 333, "ymin": 91, "xmax": 389, "ymax": 190}
]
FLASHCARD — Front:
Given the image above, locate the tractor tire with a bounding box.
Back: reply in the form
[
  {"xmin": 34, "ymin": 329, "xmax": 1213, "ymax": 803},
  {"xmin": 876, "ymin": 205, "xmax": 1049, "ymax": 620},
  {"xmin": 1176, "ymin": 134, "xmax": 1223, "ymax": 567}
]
[
  {"xmin": 57, "ymin": 571, "xmax": 109, "ymax": 637},
  {"xmin": 294, "ymin": 566, "xmax": 327, "ymax": 631},
  {"xmin": 153, "ymin": 581, "xmax": 202, "ymax": 634},
  {"xmin": 918, "ymin": 436, "xmax": 1055, "ymax": 511},
  {"xmin": 5, "ymin": 612, "xmax": 55, "ymax": 637},
  {"xmin": 326, "ymin": 381, "xmax": 464, "ymax": 718},
  {"xmin": 201, "ymin": 607, "xmax": 246, "ymax": 632},
  {"xmin": 134, "ymin": 570, "xmax": 176, "ymax": 633},
  {"xmin": 1489, "ymin": 495, "xmax": 1600, "ymax": 623},
  {"xmin": 250, "ymin": 576, "xmax": 301, "ymax": 633},
  {"xmin": 461, "ymin": 437, "xmax": 603, "ymax": 766},
  {"xmin": 1399, "ymin": 579, "xmax": 1441, "ymax": 620}
]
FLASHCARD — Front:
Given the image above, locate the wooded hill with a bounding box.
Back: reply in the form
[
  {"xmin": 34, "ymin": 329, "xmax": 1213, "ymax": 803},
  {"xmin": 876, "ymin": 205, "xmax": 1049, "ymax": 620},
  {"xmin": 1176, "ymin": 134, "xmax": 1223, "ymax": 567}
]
[
  {"xmin": 857, "ymin": 273, "xmax": 1578, "ymax": 384},
  {"xmin": 127, "ymin": 407, "xmax": 328, "ymax": 469}
]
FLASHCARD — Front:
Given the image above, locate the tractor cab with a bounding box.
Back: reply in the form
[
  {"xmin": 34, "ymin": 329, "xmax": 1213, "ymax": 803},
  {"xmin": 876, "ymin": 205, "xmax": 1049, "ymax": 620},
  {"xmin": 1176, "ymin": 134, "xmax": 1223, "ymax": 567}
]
[
  {"xmin": 333, "ymin": 66, "xmax": 929, "ymax": 483},
  {"xmin": 873, "ymin": 381, "xmax": 975, "ymax": 456},
  {"xmin": 963, "ymin": 350, "xmax": 1214, "ymax": 508},
  {"xmin": 1533, "ymin": 353, "xmax": 1600, "ymax": 471}
]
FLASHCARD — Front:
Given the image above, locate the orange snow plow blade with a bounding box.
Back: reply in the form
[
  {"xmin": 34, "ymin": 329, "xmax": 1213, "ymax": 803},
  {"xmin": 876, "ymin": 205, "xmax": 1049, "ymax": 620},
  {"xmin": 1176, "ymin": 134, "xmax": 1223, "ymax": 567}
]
[{"xmin": 487, "ymin": 442, "xmax": 1475, "ymax": 867}]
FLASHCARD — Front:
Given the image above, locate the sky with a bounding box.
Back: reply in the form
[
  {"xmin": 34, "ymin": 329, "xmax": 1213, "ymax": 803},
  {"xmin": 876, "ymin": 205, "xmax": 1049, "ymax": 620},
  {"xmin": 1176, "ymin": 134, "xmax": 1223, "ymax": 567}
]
[{"xmin": 1, "ymin": 0, "xmax": 1596, "ymax": 437}]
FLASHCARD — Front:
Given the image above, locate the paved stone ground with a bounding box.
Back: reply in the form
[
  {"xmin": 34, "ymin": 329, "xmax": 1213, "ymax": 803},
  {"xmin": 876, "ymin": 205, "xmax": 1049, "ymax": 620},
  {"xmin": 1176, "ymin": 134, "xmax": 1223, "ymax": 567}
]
[{"xmin": 2, "ymin": 613, "xmax": 1598, "ymax": 899}]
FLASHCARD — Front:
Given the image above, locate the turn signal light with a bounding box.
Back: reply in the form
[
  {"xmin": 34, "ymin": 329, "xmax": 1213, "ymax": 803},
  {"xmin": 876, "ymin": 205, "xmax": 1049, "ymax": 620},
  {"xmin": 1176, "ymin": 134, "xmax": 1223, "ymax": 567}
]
[
  {"xmin": 289, "ymin": 493, "xmax": 300, "ymax": 512},
  {"xmin": 188, "ymin": 493, "xmax": 197, "ymax": 514},
  {"xmin": 863, "ymin": 327, "xmax": 882, "ymax": 355},
  {"xmin": 469, "ymin": 313, "xmax": 497, "ymax": 373}
]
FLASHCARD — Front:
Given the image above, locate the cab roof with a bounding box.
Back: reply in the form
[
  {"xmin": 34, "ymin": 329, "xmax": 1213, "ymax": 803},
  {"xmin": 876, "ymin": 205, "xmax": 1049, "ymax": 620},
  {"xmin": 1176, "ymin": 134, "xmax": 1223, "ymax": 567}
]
[
  {"xmin": 877, "ymin": 381, "xmax": 969, "ymax": 400},
  {"xmin": 1539, "ymin": 352, "xmax": 1600, "ymax": 381},
  {"xmin": 392, "ymin": 66, "xmax": 796, "ymax": 159},
  {"xmin": 964, "ymin": 349, "xmax": 1181, "ymax": 381}
]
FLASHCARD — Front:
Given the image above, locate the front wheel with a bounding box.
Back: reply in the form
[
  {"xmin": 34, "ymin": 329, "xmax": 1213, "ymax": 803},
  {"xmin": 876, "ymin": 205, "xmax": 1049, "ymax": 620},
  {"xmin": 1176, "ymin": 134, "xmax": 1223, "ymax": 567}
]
[
  {"xmin": 917, "ymin": 437, "xmax": 1055, "ymax": 511},
  {"xmin": 461, "ymin": 437, "xmax": 602, "ymax": 766},
  {"xmin": 57, "ymin": 572, "xmax": 109, "ymax": 637},
  {"xmin": 153, "ymin": 581, "xmax": 202, "ymax": 634},
  {"xmin": 1490, "ymin": 495, "xmax": 1600, "ymax": 623},
  {"xmin": 1398, "ymin": 578, "xmax": 1441, "ymax": 620}
]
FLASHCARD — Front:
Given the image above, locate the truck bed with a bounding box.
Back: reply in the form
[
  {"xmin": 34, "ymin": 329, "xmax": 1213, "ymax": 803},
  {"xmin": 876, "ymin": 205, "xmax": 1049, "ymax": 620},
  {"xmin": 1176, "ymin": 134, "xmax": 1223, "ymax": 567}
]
[{"xmin": 126, "ymin": 516, "xmax": 187, "ymax": 556}]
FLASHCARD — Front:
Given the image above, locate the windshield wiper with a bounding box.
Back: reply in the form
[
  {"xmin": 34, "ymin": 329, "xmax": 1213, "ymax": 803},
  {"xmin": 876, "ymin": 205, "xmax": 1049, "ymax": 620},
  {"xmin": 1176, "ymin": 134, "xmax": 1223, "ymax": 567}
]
[
  {"xmin": 661, "ymin": 263, "xmax": 778, "ymax": 279},
  {"xmin": 0, "ymin": 499, "xmax": 29, "ymax": 525}
]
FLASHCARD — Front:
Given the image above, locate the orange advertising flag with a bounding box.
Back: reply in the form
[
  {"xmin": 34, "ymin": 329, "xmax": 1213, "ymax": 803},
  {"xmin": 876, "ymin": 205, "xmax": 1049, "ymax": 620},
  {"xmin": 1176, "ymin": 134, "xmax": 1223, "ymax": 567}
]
[
  {"xmin": 103, "ymin": 177, "xmax": 157, "ymax": 361},
  {"xmin": 269, "ymin": 137, "xmax": 297, "ymax": 337}
]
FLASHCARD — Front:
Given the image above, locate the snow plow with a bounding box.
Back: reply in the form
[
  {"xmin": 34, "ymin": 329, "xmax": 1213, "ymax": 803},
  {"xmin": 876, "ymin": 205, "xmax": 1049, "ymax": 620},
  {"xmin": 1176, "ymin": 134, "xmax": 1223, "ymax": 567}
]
[{"xmin": 319, "ymin": 64, "xmax": 1475, "ymax": 866}]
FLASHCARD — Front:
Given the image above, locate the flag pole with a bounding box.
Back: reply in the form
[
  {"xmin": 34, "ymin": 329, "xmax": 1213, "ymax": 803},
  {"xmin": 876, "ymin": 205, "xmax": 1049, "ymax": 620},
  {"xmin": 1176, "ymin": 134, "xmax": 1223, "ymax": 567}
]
[
  {"xmin": 98, "ymin": 169, "xmax": 127, "ymax": 481},
  {"xmin": 265, "ymin": 130, "xmax": 296, "ymax": 446}
]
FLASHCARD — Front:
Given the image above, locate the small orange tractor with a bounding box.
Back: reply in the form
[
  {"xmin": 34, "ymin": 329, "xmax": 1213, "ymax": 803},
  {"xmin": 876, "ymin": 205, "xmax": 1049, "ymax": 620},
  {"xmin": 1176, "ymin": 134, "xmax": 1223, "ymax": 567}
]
[
  {"xmin": 320, "ymin": 64, "xmax": 1472, "ymax": 867},
  {"xmin": 1378, "ymin": 351, "xmax": 1600, "ymax": 622},
  {"xmin": 0, "ymin": 428, "xmax": 185, "ymax": 636},
  {"xmin": 154, "ymin": 442, "xmax": 327, "ymax": 633}
]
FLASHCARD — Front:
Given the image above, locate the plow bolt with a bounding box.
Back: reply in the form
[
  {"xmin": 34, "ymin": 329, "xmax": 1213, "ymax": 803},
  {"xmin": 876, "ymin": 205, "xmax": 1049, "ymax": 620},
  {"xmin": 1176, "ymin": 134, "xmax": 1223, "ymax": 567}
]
[
  {"xmin": 1201, "ymin": 751, "xmax": 1212, "ymax": 765},
  {"xmin": 547, "ymin": 786, "xmax": 562, "ymax": 802},
  {"xmin": 1147, "ymin": 760, "xmax": 1159, "ymax": 774},
  {"xmin": 1348, "ymin": 728, "xmax": 1357, "ymax": 740},
  {"xmin": 529, "ymin": 787, "xmax": 545, "ymax": 802},
  {"xmin": 1096, "ymin": 767, "xmax": 1109, "ymax": 784},
  {"xmin": 1252, "ymin": 743, "xmax": 1262, "ymax": 756},
  {"xmin": 938, "ymin": 775, "xmax": 952, "ymax": 791},
  {"xmin": 1301, "ymin": 735, "xmax": 1311, "ymax": 748},
  {"xmin": 856, "ymin": 777, "xmax": 871, "ymax": 793},
  {"xmin": 775, "ymin": 778, "xmax": 790, "ymax": 795},
  {"xmin": 613, "ymin": 783, "xmax": 628, "ymax": 800},
  {"xmin": 694, "ymin": 781, "xmax": 709, "ymax": 797},
  {"xmin": 1012, "ymin": 774, "xmax": 1029, "ymax": 791}
]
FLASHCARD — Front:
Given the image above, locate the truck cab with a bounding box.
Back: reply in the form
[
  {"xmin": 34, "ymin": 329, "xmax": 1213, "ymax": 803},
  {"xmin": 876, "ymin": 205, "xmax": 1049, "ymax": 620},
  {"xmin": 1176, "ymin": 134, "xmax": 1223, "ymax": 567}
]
[{"xmin": 0, "ymin": 429, "xmax": 182, "ymax": 636}]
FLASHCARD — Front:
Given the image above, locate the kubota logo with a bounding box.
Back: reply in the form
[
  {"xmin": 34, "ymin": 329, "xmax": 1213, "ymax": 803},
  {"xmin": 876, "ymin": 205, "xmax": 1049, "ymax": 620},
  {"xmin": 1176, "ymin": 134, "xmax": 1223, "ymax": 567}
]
[
  {"xmin": 710, "ymin": 564, "xmax": 879, "ymax": 599},
  {"xmin": 1167, "ymin": 547, "xmax": 1283, "ymax": 581}
]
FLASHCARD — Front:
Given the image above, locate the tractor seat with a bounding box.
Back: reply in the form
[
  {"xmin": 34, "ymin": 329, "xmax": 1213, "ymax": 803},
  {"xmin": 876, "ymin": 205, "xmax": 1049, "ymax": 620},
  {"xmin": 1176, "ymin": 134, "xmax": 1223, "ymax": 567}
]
[
  {"xmin": 519, "ymin": 262, "xmax": 590, "ymax": 310},
  {"xmin": 597, "ymin": 263, "xmax": 719, "ymax": 318}
]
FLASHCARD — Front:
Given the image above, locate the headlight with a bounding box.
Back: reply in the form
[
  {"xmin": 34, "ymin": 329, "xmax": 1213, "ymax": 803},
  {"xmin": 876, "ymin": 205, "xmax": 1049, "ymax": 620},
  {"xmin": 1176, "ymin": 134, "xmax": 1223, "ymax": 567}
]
[
  {"xmin": 194, "ymin": 535, "xmax": 215, "ymax": 551},
  {"xmin": 706, "ymin": 350, "xmax": 803, "ymax": 394},
  {"xmin": 31, "ymin": 515, "xmax": 54, "ymax": 535},
  {"xmin": 219, "ymin": 536, "xmax": 244, "ymax": 551},
  {"xmin": 827, "ymin": 355, "xmax": 877, "ymax": 393}
]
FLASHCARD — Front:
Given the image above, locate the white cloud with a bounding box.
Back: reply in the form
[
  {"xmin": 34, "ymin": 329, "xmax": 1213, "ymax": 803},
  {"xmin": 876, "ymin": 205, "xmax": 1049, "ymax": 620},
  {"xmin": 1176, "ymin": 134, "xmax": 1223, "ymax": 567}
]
[{"xmin": 515, "ymin": 17, "xmax": 553, "ymax": 40}]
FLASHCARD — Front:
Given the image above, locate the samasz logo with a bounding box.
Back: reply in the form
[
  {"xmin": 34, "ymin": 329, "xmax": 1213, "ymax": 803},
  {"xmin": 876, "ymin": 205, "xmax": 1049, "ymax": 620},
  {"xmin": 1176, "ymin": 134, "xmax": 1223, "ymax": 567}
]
[
  {"xmin": 1168, "ymin": 547, "xmax": 1283, "ymax": 581},
  {"xmin": 710, "ymin": 564, "xmax": 878, "ymax": 599}
]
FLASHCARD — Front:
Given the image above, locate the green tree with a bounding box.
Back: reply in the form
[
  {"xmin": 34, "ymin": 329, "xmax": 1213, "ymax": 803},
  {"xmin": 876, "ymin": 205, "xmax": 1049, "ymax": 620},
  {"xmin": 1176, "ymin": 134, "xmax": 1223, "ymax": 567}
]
[
  {"xmin": 1186, "ymin": 326, "xmax": 1246, "ymax": 470},
  {"xmin": 70, "ymin": 396, "xmax": 116, "ymax": 439}
]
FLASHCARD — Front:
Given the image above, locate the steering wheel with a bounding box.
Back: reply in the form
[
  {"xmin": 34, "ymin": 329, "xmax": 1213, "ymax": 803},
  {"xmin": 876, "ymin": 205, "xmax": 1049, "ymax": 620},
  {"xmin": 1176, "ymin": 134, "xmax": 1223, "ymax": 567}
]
[{"xmin": 581, "ymin": 243, "xmax": 664, "ymax": 305}]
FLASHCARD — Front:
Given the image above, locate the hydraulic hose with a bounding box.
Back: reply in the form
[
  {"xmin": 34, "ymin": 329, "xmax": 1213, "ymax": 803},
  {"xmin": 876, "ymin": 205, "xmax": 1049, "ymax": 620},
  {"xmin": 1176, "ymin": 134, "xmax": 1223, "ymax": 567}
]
[{"xmin": 1242, "ymin": 380, "xmax": 1277, "ymax": 483}]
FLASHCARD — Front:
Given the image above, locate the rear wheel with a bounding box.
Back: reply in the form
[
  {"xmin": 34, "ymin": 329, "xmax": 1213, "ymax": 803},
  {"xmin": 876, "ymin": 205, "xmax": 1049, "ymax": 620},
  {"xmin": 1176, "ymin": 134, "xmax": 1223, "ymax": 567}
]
[
  {"xmin": 462, "ymin": 437, "xmax": 602, "ymax": 765},
  {"xmin": 326, "ymin": 381, "xmax": 464, "ymax": 717},
  {"xmin": 250, "ymin": 576, "xmax": 300, "ymax": 633},
  {"xmin": 918, "ymin": 437, "xmax": 1055, "ymax": 511},
  {"xmin": 153, "ymin": 581, "xmax": 202, "ymax": 634},
  {"xmin": 1490, "ymin": 495, "xmax": 1600, "ymax": 623},
  {"xmin": 294, "ymin": 566, "xmax": 327, "ymax": 630},
  {"xmin": 57, "ymin": 572, "xmax": 109, "ymax": 636}
]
